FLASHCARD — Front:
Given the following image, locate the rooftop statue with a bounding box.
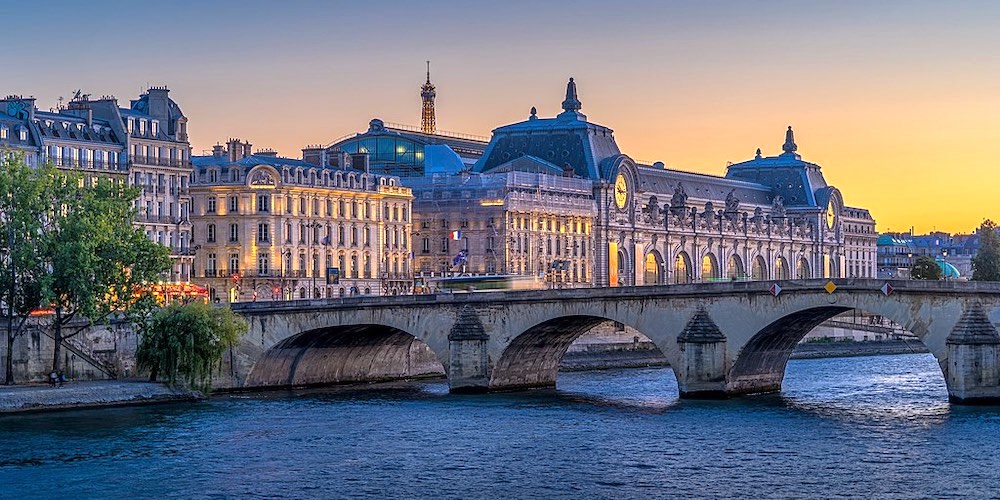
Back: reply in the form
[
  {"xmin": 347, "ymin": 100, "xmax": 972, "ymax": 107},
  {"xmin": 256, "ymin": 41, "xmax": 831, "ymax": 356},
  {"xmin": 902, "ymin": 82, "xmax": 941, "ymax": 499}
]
[
  {"xmin": 724, "ymin": 189, "xmax": 740, "ymax": 215},
  {"xmin": 670, "ymin": 183, "xmax": 688, "ymax": 215},
  {"xmin": 771, "ymin": 195, "xmax": 786, "ymax": 219}
]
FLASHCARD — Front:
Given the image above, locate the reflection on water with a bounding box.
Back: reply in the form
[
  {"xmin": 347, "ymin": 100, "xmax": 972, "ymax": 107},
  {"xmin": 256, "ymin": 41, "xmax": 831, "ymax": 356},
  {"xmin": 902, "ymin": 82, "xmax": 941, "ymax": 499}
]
[{"xmin": 2, "ymin": 353, "xmax": 999, "ymax": 499}]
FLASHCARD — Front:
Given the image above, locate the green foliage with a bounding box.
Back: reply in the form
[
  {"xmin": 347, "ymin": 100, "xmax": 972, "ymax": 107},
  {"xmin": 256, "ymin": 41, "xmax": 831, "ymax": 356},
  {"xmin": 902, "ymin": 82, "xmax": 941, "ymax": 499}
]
[
  {"xmin": 972, "ymin": 219, "xmax": 1000, "ymax": 281},
  {"xmin": 910, "ymin": 255, "xmax": 942, "ymax": 280},
  {"xmin": 0, "ymin": 151, "xmax": 172, "ymax": 372},
  {"xmin": 136, "ymin": 302, "xmax": 248, "ymax": 392}
]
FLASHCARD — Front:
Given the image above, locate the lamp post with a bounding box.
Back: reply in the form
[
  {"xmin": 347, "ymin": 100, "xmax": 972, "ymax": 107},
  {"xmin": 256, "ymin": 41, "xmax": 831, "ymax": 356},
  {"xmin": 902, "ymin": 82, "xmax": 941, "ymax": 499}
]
[
  {"xmin": 906, "ymin": 252, "xmax": 913, "ymax": 279},
  {"xmin": 279, "ymin": 248, "xmax": 291, "ymax": 300},
  {"xmin": 306, "ymin": 221, "xmax": 321, "ymax": 298},
  {"xmin": 942, "ymin": 249, "xmax": 949, "ymax": 281}
]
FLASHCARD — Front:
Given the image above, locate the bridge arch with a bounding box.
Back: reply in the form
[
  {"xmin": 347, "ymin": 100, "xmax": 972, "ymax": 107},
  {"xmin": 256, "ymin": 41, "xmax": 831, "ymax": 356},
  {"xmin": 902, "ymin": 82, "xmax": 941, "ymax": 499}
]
[
  {"xmin": 726, "ymin": 298, "xmax": 945, "ymax": 398},
  {"xmin": 489, "ymin": 314, "xmax": 677, "ymax": 392},
  {"xmin": 246, "ymin": 323, "xmax": 446, "ymax": 388}
]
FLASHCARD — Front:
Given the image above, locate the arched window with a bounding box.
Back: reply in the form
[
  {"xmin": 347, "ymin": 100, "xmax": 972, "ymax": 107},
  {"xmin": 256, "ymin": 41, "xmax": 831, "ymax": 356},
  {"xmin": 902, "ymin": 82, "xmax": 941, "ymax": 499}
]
[
  {"xmin": 702, "ymin": 253, "xmax": 719, "ymax": 281},
  {"xmin": 644, "ymin": 252, "xmax": 662, "ymax": 285},
  {"xmin": 795, "ymin": 257, "xmax": 812, "ymax": 280},
  {"xmin": 728, "ymin": 255, "xmax": 744, "ymax": 280},
  {"xmin": 752, "ymin": 256, "xmax": 768, "ymax": 281},
  {"xmin": 775, "ymin": 256, "xmax": 790, "ymax": 280},
  {"xmin": 674, "ymin": 252, "xmax": 692, "ymax": 284}
]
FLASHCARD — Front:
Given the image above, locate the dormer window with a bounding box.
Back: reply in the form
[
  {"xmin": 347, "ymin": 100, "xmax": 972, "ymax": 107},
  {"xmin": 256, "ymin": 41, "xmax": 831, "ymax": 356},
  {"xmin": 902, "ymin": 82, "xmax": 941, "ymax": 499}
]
[
  {"xmin": 0, "ymin": 126, "xmax": 7, "ymax": 140},
  {"xmin": 139, "ymin": 120, "xmax": 146, "ymax": 135},
  {"xmin": 127, "ymin": 118, "xmax": 134, "ymax": 133},
  {"xmin": 151, "ymin": 120, "xmax": 159, "ymax": 136},
  {"xmin": 18, "ymin": 128, "xmax": 27, "ymax": 141}
]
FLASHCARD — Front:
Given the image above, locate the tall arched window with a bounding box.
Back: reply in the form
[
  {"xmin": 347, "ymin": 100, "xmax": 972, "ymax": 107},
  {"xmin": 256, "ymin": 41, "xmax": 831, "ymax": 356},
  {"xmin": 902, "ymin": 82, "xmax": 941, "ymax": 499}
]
[
  {"xmin": 752, "ymin": 256, "xmax": 768, "ymax": 281},
  {"xmin": 702, "ymin": 253, "xmax": 719, "ymax": 281},
  {"xmin": 674, "ymin": 252, "xmax": 692, "ymax": 284},
  {"xmin": 644, "ymin": 252, "xmax": 662, "ymax": 285}
]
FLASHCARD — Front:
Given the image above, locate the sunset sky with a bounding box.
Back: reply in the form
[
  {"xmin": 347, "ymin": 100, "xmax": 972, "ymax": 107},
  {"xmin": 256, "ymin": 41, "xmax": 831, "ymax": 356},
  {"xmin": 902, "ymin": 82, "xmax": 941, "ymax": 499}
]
[{"xmin": 7, "ymin": 1, "xmax": 1000, "ymax": 233}]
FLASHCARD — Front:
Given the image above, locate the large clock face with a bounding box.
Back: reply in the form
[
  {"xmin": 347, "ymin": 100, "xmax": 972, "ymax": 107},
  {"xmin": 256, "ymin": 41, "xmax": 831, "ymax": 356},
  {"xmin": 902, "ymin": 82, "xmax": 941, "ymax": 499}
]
[
  {"xmin": 614, "ymin": 173, "xmax": 628, "ymax": 209},
  {"xmin": 826, "ymin": 200, "xmax": 836, "ymax": 229}
]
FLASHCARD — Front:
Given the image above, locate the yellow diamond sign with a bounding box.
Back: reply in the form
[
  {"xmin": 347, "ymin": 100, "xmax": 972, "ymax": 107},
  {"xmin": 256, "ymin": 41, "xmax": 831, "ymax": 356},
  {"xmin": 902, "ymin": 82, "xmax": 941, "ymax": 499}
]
[{"xmin": 824, "ymin": 280, "xmax": 837, "ymax": 294}]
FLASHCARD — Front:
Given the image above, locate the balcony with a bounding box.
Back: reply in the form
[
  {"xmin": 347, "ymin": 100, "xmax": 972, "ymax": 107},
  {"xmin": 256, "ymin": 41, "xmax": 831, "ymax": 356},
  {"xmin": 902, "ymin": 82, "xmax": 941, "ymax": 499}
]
[
  {"xmin": 129, "ymin": 156, "xmax": 190, "ymax": 168},
  {"xmin": 46, "ymin": 157, "xmax": 126, "ymax": 172}
]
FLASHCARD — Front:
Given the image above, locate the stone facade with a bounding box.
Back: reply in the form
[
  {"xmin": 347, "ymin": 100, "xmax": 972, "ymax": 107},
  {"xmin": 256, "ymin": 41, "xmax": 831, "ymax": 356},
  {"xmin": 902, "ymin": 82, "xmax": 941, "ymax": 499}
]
[
  {"xmin": 190, "ymin": 139, "xmax": 413, "ymax": 303},
  {"xmin": 841, "ymin": 207, "xmax": 877, "ymax": 278},
  {"xmin": 408, "ymin": 171, "xmax": 596, "ymax": 286},
  {"xmin": 0, "ymin": 88, "xmax": 194, "ymax": 282}
]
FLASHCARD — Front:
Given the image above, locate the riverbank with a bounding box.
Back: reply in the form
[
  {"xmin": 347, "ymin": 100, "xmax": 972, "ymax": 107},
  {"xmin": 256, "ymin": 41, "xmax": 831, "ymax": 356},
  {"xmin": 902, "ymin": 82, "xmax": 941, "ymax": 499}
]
[
  {"xmin": 790, "ymin": 338, "xmax": 928, "ymax": 359},
  {"xmin": 561, "ymin": 342, "xmax": 668, "ymax": 371},
  {"xmin": 561, "ymin": 338, "xmax": 930, "ymax": 371},
  {"xmin": 0, "ymin": 381, "xmax": 201, "ymax": 415}
]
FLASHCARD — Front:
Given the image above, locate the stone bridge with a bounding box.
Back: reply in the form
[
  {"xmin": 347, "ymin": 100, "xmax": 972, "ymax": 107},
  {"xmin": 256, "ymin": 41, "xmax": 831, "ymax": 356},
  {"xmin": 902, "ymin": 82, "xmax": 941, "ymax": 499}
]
[{"xmin": 225, "ymin": 279, "xmax": 1000, "ymax": 404}]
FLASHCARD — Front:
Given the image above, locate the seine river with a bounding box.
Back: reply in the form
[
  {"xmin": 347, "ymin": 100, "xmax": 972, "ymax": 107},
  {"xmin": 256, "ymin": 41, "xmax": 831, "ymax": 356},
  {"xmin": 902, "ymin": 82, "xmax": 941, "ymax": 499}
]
[{"xmin": 2, "ymin": 353, "xmax": 999, "ymax": 499}]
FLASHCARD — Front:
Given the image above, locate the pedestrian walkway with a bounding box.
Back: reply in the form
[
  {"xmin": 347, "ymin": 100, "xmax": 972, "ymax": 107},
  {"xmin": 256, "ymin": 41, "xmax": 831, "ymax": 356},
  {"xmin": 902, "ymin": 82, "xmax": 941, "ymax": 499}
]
[{"xmin": 0, "ymin": 380, "xmax": 199, "ymax": 414}]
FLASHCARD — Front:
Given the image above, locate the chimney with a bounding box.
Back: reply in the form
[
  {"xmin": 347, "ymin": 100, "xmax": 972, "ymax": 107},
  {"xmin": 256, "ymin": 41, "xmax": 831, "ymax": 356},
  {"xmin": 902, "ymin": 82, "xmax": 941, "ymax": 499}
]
[
  {"xmin": 226, "ymin": 138, "xmax": 252, "ymax": 161},
  {"xmin": 255, "ymin": 148, "xmax": 278, "ymax": 158},
  {"xmin": 212, "ymin": 144, "xmax": 225, "ymax": 158},
  {"xmin": 146, "ymin": 86, "xmax": 171, "ymax": 122}
]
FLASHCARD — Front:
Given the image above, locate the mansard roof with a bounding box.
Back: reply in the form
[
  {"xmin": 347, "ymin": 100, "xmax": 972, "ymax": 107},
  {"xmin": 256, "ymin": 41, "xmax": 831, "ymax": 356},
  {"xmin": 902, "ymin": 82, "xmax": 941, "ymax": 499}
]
[
  {"xmin": 476, "ymin": 78, "xmax": 621, "ymax": 180},
  {"xmin": 725, "ymin": 126, "xmax": 832, "ymax": 208},
  {"xmin": 637, "ymin": 164, "xmax": 775, "ymax": 207}
]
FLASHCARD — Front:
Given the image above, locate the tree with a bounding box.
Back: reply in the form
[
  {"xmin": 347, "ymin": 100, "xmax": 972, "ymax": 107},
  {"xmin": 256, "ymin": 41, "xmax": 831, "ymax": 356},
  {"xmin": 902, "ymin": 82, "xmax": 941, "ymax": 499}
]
[
  {"xmin": 972, "ymin": 219, "xmax": 1000, "ymax": 281},
  {"xmin": 0, "ymin": 152, "xmax": 50, "ymax": 384},
  {"xmin": 910, "ymin": 255, "xmax": 942, "ymax": 280},
  {"xmin": 136, "ymin": 302, "xmax": 247, "ymax": 392},
  {"xmin": 39, "ymin": 172, "xmax": 172, "ymax": 372}
]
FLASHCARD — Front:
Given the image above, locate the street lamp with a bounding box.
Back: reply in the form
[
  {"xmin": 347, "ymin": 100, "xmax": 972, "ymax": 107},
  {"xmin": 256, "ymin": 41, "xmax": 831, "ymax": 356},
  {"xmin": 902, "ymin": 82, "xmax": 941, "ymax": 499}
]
[
  {"xmin": 942, "ymin": 249, "xmax": 949, "ymax": 281},
  {"xmin": 305, "ymin": 221, "xmax": 321, "ymax": 298},
  {"xmin": 279, "ymin": 248, "xmax": 292, "ymax": 300}
]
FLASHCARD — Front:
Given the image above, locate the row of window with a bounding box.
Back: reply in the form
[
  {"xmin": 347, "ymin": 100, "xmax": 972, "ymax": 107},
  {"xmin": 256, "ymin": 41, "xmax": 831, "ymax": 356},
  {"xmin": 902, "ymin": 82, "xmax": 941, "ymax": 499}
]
[
  {"xmin": 0, "ymin": 125, "xmax": 27, "ymax": 141},
  {"xmin": 203, "ymin": 194, "xmax": 408, "ymax": 221},
  {"xmin": 202, "ymin": 222, "xmax": 407, "ymax": 249},
  {"xmin": 202, "ymin": 167, "xmax": 393, "ymax": 190},
  {"xmin": 204, "ymin": 251, "xmax": 409, "ymax": 279}
]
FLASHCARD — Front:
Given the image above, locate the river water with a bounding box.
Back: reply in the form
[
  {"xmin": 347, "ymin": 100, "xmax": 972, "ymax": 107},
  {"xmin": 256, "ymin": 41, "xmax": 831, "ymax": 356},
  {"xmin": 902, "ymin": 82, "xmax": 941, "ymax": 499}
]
[{"xmin": 2, "ymin": 353, "xmax": 999, "ymax": 499}]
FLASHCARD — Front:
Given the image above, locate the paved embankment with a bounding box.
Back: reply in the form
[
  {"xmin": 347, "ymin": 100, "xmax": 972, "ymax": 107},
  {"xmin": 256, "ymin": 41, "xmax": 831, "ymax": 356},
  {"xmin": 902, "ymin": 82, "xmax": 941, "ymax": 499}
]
[
  {"xmin": 561, "ymin": 342, "xmax": 669, "ymax": 371},
  {"xmin": 790, "ymin": 339, "xmax": 929, "ymax": 359},
  {"xmin": 0, "ymin": 381, "xmax": 200, "ymax": 414},
  {"xmin": 561, "ymin": 339, "xmax": 930, "ymax": 371}
]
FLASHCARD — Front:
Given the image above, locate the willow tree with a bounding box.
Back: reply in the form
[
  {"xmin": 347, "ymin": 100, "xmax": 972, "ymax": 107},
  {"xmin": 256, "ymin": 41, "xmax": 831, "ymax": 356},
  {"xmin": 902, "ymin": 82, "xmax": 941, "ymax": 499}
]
[
  {"xmin": 137, "ymin": 301, "xmax": 247, "ymax": 392},
  {"xmin": 28, "ymin": 165, "xmax": 172, "ymax": 372}
]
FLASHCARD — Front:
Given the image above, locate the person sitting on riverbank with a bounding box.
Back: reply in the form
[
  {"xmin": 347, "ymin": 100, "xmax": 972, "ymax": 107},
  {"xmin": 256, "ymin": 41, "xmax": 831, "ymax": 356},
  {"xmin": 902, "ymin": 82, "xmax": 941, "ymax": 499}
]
[{"xmin": 48, "ymin": 371, "xmax": 58, "ymax": 388}]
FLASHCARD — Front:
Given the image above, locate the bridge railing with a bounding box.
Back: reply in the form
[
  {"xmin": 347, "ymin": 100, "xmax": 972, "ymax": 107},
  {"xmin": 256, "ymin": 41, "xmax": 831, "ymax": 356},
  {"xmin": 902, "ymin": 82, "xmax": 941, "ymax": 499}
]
[{"xmin": 230, "ymin": 278, "xmax": 1000, "ymax": 314}]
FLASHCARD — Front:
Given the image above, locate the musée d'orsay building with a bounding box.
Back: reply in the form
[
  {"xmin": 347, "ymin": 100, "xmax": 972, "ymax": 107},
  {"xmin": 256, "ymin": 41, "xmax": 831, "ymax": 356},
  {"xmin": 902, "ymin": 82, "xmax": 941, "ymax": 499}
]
[{"xmin": 320, "ymin": 76, "xmax": 876, "ymax": 288}]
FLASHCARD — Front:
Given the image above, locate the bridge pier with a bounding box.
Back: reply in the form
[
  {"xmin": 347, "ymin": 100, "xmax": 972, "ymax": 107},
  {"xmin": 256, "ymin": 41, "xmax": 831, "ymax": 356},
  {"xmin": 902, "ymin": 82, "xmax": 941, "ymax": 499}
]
[
  {"xmin": 675, "ymin": 308, "xmax": 729, "ymax": 399},
  {"xmin": 447, "ymin": 306, "xmax": 491, "ymax": 393},
  {"xmin": 946, "ymin": 304, "xmax": 1000, "ymax": 404}
]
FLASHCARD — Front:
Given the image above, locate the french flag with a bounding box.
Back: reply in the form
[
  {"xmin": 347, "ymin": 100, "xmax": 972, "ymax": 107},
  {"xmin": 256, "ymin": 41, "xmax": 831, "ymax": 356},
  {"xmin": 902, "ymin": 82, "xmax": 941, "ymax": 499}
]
[{"xmin": 450, "ymin": 230, "xmax": 462, "ymax": 240}]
